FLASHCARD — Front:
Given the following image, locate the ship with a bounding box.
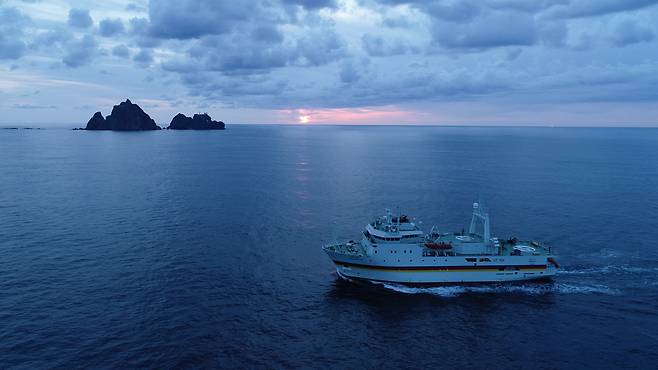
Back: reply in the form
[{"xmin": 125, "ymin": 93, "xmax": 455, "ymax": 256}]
[{"xmin": 323, "ymin": 203, "xmax": 559, "ymax": 285}]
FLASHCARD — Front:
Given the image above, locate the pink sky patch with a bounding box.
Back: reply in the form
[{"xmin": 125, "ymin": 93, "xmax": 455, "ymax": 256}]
[{"xmin": 277, "ymin": 106, "xmax": 433, "ymax": 125}]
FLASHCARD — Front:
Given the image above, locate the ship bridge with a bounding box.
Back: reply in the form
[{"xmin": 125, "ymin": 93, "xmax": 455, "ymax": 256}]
[{"xmin": 363, "ymin": 209, "xmax": 424, "ymax": 243}]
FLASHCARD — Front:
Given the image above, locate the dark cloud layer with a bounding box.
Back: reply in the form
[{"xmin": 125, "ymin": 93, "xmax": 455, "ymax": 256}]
[
  {"xmin": 99, "ymin": 18, "xmax": 125, "ymax": 37},
  {"xmin": 147, "ymin": 2, "xmax": 257, "ymax": 39},
  {"xmin": 431, "ymin": 11, "xmax": 538, "ymax": 49},
  {"xmin": 67, "ymin": 8, "xmax": 93, "ymax": 28},
  {"xmin": 284, "ymin": 0, "xmax": 337, "ymax": 9},
  {"xmin": 362, "ymin": 34, "xmax": 418, "ymax": 56},
  {"xmin": 62, "ymin": 35, "xmax": 99, "ymax": 68},
  {"xmin": 112, "ymin": 44, "xmax": 131, "ymax": 58},
  {"xmin": 137, "ymin": 0, "xmax": 658, "ymax": 108},
  {"xmin": 133, "ymin": 48, "xmax": 153, "ymax": 65}
]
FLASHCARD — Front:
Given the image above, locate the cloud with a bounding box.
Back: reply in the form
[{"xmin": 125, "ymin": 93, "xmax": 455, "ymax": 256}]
[
  {"xmin": 339, "ymin": 59, "xmax": 360, "ymax": 83},
  {"xmin": 432, "ymin": 11, "xmax": 538, "ymax": 49},
  {"xmin": 30, "ymin": 28, "xmax": 73, "ymax": 50},
  {"xmin": 133, "ymin": 48, "xmax": 153, "ymax": 65},
  {"xmin": 547, "ymin": 0, "xmax": 658, "ymax": 19},
  {"xmin": 99, "ymin": 18, "xmax": 125, "ymax": 37},
  {"xmin": 68, "ymin": 8, "xmax": 93, "ymax": 28},
  {"xmin": 362, "ymin": 34, "xmax": 419, "ymax": 56},
  {"xmin": 296, "ymin": 27, "xmax": 346, "ymax": 66},
  {"xmin": 382, "ymin": 15, "xmax": 414, "ymax": 28},
  {"xmin": 187, "ymin": 33, "xmax": 295, "ymax": 73},
  {"xmin": 128, "ymin": 17, "xmax": 161, "ymax": 48},
  {"xmin": 282, "ymin": 0, "xmax": 337, "ymax": 9},
  {"xmin": 0, "ymin": 34, "xmax": 27, "ymax": 60},
  {"xmin": 378, "ymin": 0, "xmax": 657, "ymax": 19},
  {"xmin": 145, "ymin": 0, "xmax": 337, "ymax": 44},
  {"xmin": 156, "ymin": 4, "xmax": 345, "ymax": 77},
  {"xmin": 486, "ymin": 0, "xmax": 568, "ymax": 13},
  {"xmin": 251, "ymin": 24, "xmax": 284, "ymax": 43},
  {"xmin": 126, "ymin": 2, "xmax": 148, "ymax": 12},
  {"xmin": 12, "ymin": 103, "xmax": 56, "ymax": 109},
  {"xmin": 610, "ymin": 19, "xmax": 654, "ymax": 46},
  {"xmin": 0, "ymin": 6, "xmax": 29, "ymax": 60},
  {"xmin": 62, "ymin": 35, "xmax": 99, "ymax": 68},
  {"xmin": 141, "ymin": 0, "xmax": 658, "ymax": 112},
  {"xmin": 3, "ymin": 0, "xmax": 658, "ymax": 126},
  {"xmin": 528, "ymin": 62, "xmax": 658, "ymax": 103},
  {"xmin": 538, "ymin": 19, "xmax": 567, "ymax": 47},
  {"xmin": 424, "ymin": 0, "xmax": 482, "ymax": 23},
  {"xmin": 112, "ymin": 44, "xmax": 131, "ymax": 58},
  {"xmin": 147, "ymin": 1, "xmax": 257, "ymax": 39}
]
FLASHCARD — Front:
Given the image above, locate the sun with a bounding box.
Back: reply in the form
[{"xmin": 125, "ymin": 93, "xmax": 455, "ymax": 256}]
[{"xmin": 298, "ymin": 115, "xmax": 311, "ymax": 124}]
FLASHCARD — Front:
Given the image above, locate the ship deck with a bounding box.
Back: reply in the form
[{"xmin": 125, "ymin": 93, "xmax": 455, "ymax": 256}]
[
  {"xmin": 324, "ymin": 237, "xmax": 553, "ymax": 258},
  {"xmin": 324, "ymin": 241, "xmax": 365, "ymax": 256},
  {"xmin": 431, "ymin": 233, "xmax": 552, "ymax": 256}
]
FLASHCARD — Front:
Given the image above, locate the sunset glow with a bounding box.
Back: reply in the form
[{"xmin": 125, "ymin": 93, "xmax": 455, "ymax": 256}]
[{"xmin": 282, "ymin": 107, "xmax": 429, "ymax": 125}]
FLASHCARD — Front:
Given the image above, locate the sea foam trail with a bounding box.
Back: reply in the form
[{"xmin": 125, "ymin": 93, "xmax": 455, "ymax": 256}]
[
  {"xmin": 335, "ymin": 271, "xmax": 617, "ymax": 296},
  {"xmin": 558, "ymin": 265, "xmax": 658, "ymax": 276},
  {"xmin": 374, "ymin": 281, "xmax": 617, "ymax": 297}
]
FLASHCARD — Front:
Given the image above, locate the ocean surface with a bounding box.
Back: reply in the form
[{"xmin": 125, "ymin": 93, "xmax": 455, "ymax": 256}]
[{"xmin": 1, "ymin": 125, "xmax": 657, "ymax": 369}]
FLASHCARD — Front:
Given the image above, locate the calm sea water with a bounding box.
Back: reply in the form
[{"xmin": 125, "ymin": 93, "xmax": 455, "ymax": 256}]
[{"xmin": 1, "ymin": 125, "xmax": 657, "ymax": 369}]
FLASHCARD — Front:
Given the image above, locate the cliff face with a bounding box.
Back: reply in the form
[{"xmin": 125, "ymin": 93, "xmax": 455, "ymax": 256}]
[
  {"xmin": 85, "ymin": 99, "xmax": 161, "ymax": 130},
  {"xmin": 167, "ymin": 113, "xmax": 225, "ymax": 130},
  {"xmin": 105, "ymin": 99, "xmax": 161, "ymax": 130}
]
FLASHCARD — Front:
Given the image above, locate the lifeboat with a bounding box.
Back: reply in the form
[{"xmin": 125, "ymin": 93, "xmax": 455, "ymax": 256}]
[{"xmin": 424, "ymin": 242, "xmax": 452, "ymax": 250}]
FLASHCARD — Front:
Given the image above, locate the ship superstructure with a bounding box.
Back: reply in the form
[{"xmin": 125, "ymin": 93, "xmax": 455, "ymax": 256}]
[{"xmin": 323, "ymin": 203, "xmax": 559, "ymax": 285}]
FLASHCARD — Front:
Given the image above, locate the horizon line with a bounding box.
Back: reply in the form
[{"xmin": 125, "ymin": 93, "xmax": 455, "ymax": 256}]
[{"xmin": 3, "ymin": 122, "xmax": 658, "ymax": 129}]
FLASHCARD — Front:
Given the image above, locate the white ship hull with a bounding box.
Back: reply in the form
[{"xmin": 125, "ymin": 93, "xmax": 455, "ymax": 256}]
[
  {"xmin": 326, "ymin": 252, "xmax": 558, "ymax": 285},
  {"xmin": 333, "ymin": 261, "xmax": 557, "ymax": 285}
]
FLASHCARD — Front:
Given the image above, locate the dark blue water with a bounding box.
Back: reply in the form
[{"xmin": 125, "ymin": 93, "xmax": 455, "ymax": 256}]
[{"xmin": 1, "ymin": 126, "xmax": 657, "ymax": 369}]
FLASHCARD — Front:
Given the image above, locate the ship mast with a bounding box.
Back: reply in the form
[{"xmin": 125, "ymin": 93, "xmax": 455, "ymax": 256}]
[{"xmin": 468, "ymin": 202, "xmax": 490, "ymax": 242}]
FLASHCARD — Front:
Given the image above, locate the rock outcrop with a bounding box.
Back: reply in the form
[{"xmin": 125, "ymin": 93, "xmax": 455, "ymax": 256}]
[
  {"xmin": 85, "ymin": 112, "xmax": 106, "ymax": 130},
  {"xmin": 167, "ymin": 113, "xmax": 225, "ymax": 130},
  {"xmin": 84, "ymin": 99, "xmax": 161, "ymax": 130}
]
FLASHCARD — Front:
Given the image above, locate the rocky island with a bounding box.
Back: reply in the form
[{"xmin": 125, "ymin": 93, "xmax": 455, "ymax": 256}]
[
  {"xmin": 84, "ymin": 99, "xmax": 161, "ymax": 130},
  {"xmin": 167, "ymin": 113, "xmax": 225, "ymax": 130},
  {"xmin": 81, "ymin": 100, "xmax": 227, "ymax": 131}
]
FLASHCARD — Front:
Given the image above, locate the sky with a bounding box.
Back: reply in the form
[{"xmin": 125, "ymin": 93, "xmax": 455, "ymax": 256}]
[{"xmin": 1, "ymin": 0, "xmax": 658, "ymax": 126}]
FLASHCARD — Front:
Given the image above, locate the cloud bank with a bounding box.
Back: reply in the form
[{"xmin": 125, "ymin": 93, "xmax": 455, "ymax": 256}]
[{"xmin": 1, "ymin": 0, "xmax": 658, "ymax": 125}]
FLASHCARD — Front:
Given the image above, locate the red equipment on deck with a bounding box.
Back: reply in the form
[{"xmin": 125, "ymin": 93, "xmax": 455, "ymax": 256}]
[{"xmin": 424, "ymin": 242, "xmax": 453, "ymax": 250}]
